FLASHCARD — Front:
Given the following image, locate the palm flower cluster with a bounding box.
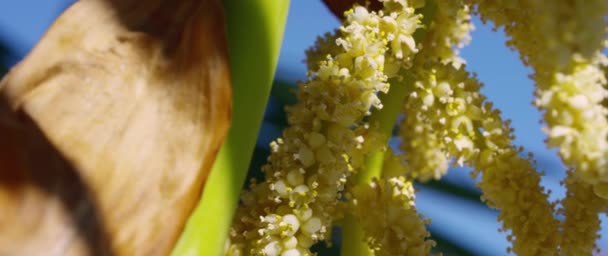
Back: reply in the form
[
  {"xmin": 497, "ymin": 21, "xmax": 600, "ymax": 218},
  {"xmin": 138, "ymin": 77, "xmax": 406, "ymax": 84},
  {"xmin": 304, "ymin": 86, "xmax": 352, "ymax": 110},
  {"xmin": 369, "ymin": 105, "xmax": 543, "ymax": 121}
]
[
  {"xmin": 350, "ymin": 175, "xmax": 433, "ymax": 256},
  {"xmin": 467, "ymin": 0, "xmax": 608, "ymax": 196},
  {"xmin": 228, "ymin": 0, "xmax": 608, "ymax": 255}
]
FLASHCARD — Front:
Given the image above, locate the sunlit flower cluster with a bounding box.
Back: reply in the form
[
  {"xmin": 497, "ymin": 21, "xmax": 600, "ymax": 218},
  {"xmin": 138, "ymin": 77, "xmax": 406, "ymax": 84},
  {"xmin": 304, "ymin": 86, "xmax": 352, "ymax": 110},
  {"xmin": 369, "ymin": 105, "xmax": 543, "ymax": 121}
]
[
  {"xmin": 394, "ymin": 2, "xmax": 565, "ymax": 253},
  {"xmin": 467, "ymin": 0, "xmax": 608, "ymax": 198},
  {"xmin": 398, "ymin": 0, "xmax": 474, "ymax": 182},
  {"xmin": 350, "ymin": 176, "xmax": 434, "ymax": 256},
  {"xmin": 402, "ymin": 62, "xmax": 560, "ymax": 255},
  {"xmin": 226, "ymin": 1, "xmax": 424, "ymax": 255},
  {"xmin": 559, "ymin": 171, "xmax": 604, "ymax": 255},
  {"xmin": 422, "ymin": 0, "xmax": 473, "ymax": 67},
  {"xmin": 228, "ymin": 0, "xmax": 608, "ymax": 255}
]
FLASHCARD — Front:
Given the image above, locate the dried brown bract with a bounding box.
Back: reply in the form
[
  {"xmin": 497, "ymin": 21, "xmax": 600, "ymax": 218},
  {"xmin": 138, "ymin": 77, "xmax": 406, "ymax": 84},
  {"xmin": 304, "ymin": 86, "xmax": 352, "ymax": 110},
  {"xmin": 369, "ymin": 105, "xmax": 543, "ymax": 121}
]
[{"xmin": 0, "ymin": 0, "xmax": 231, "ymax": 255}]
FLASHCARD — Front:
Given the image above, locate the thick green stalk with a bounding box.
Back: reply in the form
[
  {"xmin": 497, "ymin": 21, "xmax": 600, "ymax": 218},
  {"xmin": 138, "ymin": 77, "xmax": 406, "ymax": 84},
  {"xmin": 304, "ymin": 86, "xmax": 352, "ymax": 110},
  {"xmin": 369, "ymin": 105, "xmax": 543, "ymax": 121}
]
[
  {"xmin": 343, "ymin": 82, "xmax": 413, "ymax": 256},
  {"xmin": 341, "ymin": 72, "xmax": 414, "ymax": 256},
  {"xmin": 341, "ymin": 214, "xmax": 375, "ymax": 256},
  {"xmin": 340, "ymin": 2, "xmax": 437, "ymax": 255},
  {"xmin": 355, "ymin": 80, "xmax": 413, "ymax": 184},
  {"xmin": 172, "ymin": 1, "xmax": 289, "ymax": 255}
]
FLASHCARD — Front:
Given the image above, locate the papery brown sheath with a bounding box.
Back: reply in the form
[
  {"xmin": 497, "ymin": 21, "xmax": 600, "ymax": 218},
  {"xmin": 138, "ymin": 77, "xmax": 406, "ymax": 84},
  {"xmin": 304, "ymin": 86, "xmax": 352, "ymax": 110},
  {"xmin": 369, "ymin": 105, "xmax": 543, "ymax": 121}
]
[{"xmin": 0, "ymin": 0, "xmax": 231, "ymax": 255}]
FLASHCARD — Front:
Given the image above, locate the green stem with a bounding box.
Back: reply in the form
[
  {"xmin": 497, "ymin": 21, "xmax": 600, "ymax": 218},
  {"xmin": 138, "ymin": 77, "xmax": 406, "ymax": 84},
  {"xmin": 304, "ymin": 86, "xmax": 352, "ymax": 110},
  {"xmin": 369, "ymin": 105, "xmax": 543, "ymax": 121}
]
[
  {"xmin": 171, "ymin": 1, "xmax": 289, "ymax": 255},
  {"xmin": 341, "ymin": 214, "xmax": 375, "ymax": 256},
  {"xmin": 341, "ymin": 72, "xmax": 414, "ymax": 256},
  {"xmin": 340, "ymin": 2, "xmax": 437, "ymax": 255},
  {"xmin": 356, "ymin": 80, "xmax": 413, "ymax": 184}
]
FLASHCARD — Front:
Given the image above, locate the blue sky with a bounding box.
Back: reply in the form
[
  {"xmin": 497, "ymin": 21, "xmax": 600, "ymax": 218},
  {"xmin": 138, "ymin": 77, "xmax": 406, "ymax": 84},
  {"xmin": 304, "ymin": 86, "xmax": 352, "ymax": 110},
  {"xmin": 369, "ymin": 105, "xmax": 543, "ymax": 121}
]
[{"xmin": 1, "ymin": 1, "xmax": 606, "ymax": 255}]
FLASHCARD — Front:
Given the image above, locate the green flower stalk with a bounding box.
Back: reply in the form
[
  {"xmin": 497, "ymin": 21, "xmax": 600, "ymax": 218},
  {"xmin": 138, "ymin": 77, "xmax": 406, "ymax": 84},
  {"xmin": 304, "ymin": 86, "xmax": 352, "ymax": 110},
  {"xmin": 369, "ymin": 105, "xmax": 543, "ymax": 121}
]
[{"xmin": 172, "ymin": 1, "xmax": 289, "ymax": 255}]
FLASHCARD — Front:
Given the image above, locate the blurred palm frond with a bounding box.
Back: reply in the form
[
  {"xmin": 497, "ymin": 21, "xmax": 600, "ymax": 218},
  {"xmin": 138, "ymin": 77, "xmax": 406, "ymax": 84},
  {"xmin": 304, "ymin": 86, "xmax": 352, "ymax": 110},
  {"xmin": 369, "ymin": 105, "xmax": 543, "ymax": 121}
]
[{"xmin": 0, "ymin": 43, "xmax": 8, "ymax": 77}]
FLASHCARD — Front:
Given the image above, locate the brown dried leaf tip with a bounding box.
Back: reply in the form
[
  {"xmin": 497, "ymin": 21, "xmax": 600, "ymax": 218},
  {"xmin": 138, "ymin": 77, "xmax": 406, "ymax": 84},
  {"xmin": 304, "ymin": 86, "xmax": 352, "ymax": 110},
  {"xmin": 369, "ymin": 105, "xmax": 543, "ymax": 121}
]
[{"xmin": 0, "ymin": 0, "xmax": 231, "ymax": 255}]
